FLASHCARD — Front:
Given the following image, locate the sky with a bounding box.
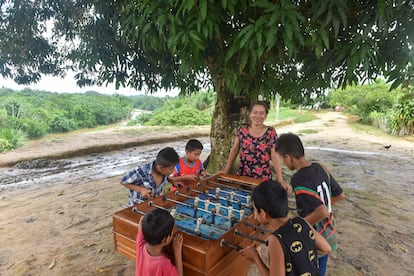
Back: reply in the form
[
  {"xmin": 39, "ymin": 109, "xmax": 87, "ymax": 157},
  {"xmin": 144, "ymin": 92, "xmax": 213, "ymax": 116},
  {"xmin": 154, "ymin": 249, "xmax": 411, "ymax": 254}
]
[{"xmin": 0, "ymin": 73, "xmax": 178, "ymax": 97}]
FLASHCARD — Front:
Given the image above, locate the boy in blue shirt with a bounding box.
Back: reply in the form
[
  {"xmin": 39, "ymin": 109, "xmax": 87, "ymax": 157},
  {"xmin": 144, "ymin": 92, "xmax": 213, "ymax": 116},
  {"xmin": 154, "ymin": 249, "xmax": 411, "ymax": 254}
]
[{"xmin": 120, "ymin": 147, "xmax": 179, "ymax": 206}]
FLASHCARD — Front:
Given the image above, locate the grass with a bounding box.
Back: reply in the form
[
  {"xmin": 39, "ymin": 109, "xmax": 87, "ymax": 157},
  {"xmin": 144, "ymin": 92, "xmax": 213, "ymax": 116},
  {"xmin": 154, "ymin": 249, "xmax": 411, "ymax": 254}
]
[
  {"xmin": 349, "ymin": 119, "xmax": 391, "ymax": 137},
  {"xmin": 298, "ymin": 129, "xmax": 319, "ymax": 134},
  {"xmin": 348, "ymin": 115, "xmax": 414, "ymax": 143},
  {"xmin": 267, "ymin": 107, "xmax": 318, "ymax": 124}
]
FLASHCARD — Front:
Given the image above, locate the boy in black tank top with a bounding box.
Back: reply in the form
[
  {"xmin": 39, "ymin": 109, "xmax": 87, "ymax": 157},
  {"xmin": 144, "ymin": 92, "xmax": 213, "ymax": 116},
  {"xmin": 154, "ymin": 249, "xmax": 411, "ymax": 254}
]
[{"xmin": 239, "ymin": 180, "xmax": 331, "ymax": 275}]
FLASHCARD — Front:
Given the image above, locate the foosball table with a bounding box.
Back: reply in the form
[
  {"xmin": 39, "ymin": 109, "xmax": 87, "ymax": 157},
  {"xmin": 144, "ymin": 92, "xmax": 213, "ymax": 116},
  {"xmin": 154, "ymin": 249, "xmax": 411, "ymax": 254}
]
[{"xmin": 113, "ymin": 174, "xmax": 272, "ymax": 276}]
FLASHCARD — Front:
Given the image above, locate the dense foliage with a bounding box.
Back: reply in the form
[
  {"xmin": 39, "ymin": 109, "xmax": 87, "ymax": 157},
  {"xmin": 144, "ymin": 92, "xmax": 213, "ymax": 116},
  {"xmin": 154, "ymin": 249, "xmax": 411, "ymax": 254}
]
[
  {"xmin": 328, "ymin": 80, "xmax": 414, "ymax": 135},
  {"xmin": 0, "ymin": 88, "xmax": 132, "ymax": 151},
  {"xmin": 2, "ymin": 1, "xmax": 413, "ymax": 97},
  {"xmin": 132, "ymin": 90, "xmax": 215, "ymax": 126},
  {"xmin": 128, "ymin": 95, "xmax": 167, "ymax": 111},
  {"xmin": 0, "ymin": 88, "xmax": 217, "ymax": 152}
]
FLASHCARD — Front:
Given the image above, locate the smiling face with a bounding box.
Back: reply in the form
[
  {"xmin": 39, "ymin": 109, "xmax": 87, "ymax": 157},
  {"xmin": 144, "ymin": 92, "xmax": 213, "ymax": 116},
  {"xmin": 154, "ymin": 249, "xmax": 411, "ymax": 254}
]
[{"xmin": 249, "ymin": 104, "xmax": 268, "ymax": 126}]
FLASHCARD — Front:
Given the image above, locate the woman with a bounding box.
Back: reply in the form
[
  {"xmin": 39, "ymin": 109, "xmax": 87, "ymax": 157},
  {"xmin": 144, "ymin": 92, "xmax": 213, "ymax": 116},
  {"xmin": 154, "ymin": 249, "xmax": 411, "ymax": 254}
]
[{"xmin": 222, "ymin": 101, "xmax": 290, "ymax": 191}]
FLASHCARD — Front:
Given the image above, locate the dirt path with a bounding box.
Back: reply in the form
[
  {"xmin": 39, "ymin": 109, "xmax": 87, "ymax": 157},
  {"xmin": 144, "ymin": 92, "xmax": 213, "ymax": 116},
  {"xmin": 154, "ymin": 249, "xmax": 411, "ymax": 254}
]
[{"xmin": 0, "ymin": 111, "xmax": 413, "ymax": 276}]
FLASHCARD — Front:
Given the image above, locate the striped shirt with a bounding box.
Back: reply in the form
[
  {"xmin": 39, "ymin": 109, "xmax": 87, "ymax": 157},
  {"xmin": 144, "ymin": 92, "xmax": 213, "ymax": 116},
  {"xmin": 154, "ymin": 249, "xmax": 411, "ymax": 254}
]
[{"xmin": 291, "ymin": 163, "xmax": 343, "ymax": 252}]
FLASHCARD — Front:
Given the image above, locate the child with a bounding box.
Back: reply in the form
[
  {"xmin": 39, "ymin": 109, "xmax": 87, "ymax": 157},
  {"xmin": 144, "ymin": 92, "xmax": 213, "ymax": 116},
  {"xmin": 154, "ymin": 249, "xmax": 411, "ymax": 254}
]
[
  {"xmin": 136, "ymin": 208, "xmax": 183, "ymax": 276},
  {"xmin": 170, "ymin": 139, "xmax": 205, "ymax": 191},
  {"xmin": 275, "ymin": 133, "xmax": 346, "ymax": 276},
  {"xmin": 120, "ymin": 147, "xmax": 179, "ymax": 206},
  {"xmin": 239, "ymin": 180, "xmax": 331, "ymax": 275}
]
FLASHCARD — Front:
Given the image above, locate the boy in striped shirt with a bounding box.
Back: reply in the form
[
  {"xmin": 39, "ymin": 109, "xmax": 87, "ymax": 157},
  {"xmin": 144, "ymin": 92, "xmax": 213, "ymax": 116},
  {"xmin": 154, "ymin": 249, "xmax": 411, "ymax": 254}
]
[{"xmin": 276, "ymin": 133, "xmax": 346, "ymax": 276}]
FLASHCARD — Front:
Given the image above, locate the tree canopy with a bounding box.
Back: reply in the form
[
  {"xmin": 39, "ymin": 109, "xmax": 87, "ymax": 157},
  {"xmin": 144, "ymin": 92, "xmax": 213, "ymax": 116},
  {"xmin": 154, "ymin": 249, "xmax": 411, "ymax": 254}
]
[
  {"xmin": 2, "ymin": 1, "xmax": 413, "ymax": 96},
  {"xmin": 1, "ymin": 0, "xmax": 413, "ymax": 170}
]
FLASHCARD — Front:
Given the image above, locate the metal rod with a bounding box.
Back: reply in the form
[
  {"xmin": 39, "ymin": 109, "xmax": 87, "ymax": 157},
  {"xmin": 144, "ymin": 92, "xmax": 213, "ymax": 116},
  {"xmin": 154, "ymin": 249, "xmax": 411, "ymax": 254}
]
[
  {"xmin": 213, "ymin": 177, "xmax": 255, "ymax": 190},
  {"xmin": 220, "ymin": 239, "xmax": 243, "ymax": 251},
  {"xmin": 169, "ymin": 193, "xmax": 242, "ymax": 221},
  {"xmin": 204, "ymin": 179, "xmax": 252, "ymax": 194},
  {"xmin": 170, "ymin": 209, "xmax": 228, "ymax": 231},
  {"xmin": 233, "ymin": 229, "xmax": 268, "ymax": 246},
  {"xmin": 147, "ymin": 200, "xmax": 169, "ymax": 211},
  {"xmin": 244, "ymin": 221, "xmax": 273, "ymax": 233},
  {"xmin": 194, "ymin": 183, "xmax": 251, "ymax": 206},
  {"xmin": 163, "ymin": 195, "xmax": 194, "ymax": 209},
  {"xmin": 177, "ymin": 225, "xmax": 214, "ymax": 240},
  {"xmin": 131, "ymin": 207, "xmax": 145, "ymax": 215},
  {"xmin": 194, "ymin": 191, "xmax": 250, "ymax": 210},
  {"xmin": 184, "ymin": 187, "xmax": 251, "ymax": 216},
  {"xmin": 175, "ymin": 190, "xmax": 193, "ymax": 199}
]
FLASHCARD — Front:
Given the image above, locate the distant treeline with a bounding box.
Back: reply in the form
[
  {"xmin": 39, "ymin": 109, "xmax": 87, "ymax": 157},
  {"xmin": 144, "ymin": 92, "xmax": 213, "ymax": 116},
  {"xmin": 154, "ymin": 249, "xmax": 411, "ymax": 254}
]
[{"xmin": 0, "ymin": 88, "xmax": 214, "ymax": 152}]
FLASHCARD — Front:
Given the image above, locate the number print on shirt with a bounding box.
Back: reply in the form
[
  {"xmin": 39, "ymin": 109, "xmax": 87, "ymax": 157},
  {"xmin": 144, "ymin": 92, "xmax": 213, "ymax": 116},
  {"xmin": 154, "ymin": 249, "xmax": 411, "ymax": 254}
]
[{"xmin": 317, "ymin": 181, "xmax": 332, "ymax": 213}]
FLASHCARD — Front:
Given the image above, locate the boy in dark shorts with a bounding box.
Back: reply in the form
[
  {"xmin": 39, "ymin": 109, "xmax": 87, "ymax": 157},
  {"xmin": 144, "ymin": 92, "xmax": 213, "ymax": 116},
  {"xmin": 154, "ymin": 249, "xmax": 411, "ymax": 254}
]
[
  {"xmin": 239, "ymin": 180, "xmax": 331, "ymax": 275},
  {"xmin": 276, "ymin": 133, "xmax": 346, "ymax": 276}
]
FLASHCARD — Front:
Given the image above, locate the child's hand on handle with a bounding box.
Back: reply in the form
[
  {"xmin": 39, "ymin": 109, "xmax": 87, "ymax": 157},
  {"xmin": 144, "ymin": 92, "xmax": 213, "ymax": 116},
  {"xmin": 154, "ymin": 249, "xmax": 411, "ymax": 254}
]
[
  {"xmin": 139, "ymin": 187, "xmax": 152, "ymax": 199},
  {"xmin": 172, "ymin": 233, "xmax": 183, "ymax": 252},
  {"xmin": 138, "ymin": 216, "xmax": 144, "ymax": 230},
  {"xmin": 239, "ymin": 245, "xmax": 260, "ymax": 262},
  {"xmin": 184, "ymin": 174, "xmax": 198, "ymax": 181}
]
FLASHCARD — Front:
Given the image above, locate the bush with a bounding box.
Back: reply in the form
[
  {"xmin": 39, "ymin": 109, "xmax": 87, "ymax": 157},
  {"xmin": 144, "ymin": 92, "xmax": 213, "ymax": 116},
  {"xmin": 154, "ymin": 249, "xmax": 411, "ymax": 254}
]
[
  {"xmin": 144, "ymin": 107, "xmax": 211, "ymax": 126},
  {"xmin": 128, "ymin": 112, "xmax": 153, "ymax": 126},
  {"xmin": 50, "ymin": 115, "xmax": 77, "ymax": 133},
  {"xmin": 0, "ymin": 128, "xmax": 26, "ymax": 152},
  {"xmin": 389, "ymin": 95, "xmax": 414, "ymax": 135},
  {"xmin": 22, "ymin": 119, "xmax": 49, "ymax": 138}
]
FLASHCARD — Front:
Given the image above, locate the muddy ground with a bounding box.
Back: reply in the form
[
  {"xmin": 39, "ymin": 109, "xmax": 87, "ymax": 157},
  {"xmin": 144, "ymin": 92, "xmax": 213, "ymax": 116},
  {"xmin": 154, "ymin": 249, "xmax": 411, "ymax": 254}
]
[{"xmin": 0, "ymin": 111, "xmax": 413, "ymax": 276}]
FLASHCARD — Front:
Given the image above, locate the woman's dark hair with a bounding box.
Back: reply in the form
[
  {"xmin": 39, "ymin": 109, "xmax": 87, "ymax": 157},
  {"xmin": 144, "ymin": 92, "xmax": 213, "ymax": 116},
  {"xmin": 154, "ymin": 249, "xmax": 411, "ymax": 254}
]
[
  {"xmin": 248, "ymin": 101, "xmax": 270, "ymax": 114},
  {"xmin": 252, "ymin": 180, "xmax": 288, "ymax": 218},
  {"xmin": 142, "ymin": 208, "xmax": 175, "ymax": 245}
]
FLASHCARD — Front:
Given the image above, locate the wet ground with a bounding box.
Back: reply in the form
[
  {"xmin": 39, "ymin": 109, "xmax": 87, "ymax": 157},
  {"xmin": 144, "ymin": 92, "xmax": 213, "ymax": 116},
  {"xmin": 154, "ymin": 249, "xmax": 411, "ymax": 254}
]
[{"xmin": 0, "ymin": 138, "xmax": 211, "ymax": 191}]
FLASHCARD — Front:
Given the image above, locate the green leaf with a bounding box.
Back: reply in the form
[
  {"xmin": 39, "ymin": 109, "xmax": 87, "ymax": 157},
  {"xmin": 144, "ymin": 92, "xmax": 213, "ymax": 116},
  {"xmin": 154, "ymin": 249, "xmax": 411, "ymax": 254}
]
[
  {"xmin": 315, "ymin": 42, "xmax": 322, "ymax": 58},
  {"xmin": 332, "ymin": 17, "xmax": 340, "ymax": 38},
  {"xmin": 239, "ymin": 25, "xmax": 255, "ymax": 48},
  {"xmin": 265, "ymin": 28, "xmax": 278, "ymax": 49},
  {"xmin": 267, "ymin": 9, "xmax": 280, "ymax": 27},
  {"xmin": 320, "ymin": 28, "xmax": 329, "ymax": 49},
  {"xmin": 240, "ymin": 48, "xmax": 249, "ymax": 70},
  {"xmin": 200, "ymin": 0, "xmax": 207, "ymax": 21},
  {"xmin": 225, "ymin": 44, "xmax": 239, "ymax": 62}
]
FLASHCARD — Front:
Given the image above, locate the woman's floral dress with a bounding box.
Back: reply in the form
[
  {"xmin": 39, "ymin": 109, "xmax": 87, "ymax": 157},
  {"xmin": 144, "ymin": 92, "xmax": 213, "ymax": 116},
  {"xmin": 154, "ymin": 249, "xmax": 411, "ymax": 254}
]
[{"xmin": 237, "ymin": 124, "xmax": 277, "ymax": 180}]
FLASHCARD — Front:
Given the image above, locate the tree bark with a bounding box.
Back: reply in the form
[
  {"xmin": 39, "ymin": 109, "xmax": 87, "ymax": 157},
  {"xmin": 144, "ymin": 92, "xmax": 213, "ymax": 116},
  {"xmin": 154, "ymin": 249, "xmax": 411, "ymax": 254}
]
[{"xmin": 206, "ymin": 76, "xmax": 250, "ymax": 173}]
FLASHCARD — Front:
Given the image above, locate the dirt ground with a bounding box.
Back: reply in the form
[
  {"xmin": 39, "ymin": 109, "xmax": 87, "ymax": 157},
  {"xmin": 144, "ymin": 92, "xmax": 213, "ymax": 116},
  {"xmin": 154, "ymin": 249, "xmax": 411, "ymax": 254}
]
[{"xmin": 1, "ymin": 111, "xmax": 413, "ymax": 276}]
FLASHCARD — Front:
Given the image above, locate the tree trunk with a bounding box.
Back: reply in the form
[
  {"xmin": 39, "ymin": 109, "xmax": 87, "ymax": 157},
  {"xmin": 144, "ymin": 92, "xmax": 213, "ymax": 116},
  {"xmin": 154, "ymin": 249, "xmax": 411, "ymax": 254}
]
[{"xmin": 206, "ymin": 77, "xmax": 250, "ymax": 173}]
